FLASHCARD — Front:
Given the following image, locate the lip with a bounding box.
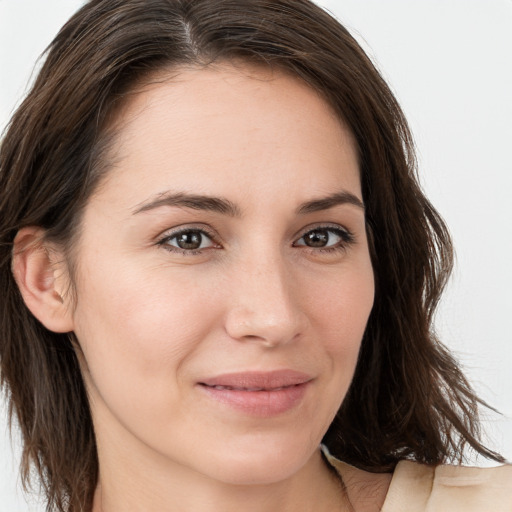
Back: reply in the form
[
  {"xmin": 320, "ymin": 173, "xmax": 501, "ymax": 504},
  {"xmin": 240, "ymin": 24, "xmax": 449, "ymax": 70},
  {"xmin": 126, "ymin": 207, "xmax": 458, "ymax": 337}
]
[{"xmin": 197, "ymin": 370, "xmax": 313, "ymax": 417}]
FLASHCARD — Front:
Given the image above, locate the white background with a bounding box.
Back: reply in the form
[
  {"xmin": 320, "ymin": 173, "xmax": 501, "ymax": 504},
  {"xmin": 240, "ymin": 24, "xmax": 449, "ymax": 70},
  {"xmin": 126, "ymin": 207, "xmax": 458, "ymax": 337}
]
[{"xmin": 1, "ymin": 1, "xmax": 511, "ymax": 510}]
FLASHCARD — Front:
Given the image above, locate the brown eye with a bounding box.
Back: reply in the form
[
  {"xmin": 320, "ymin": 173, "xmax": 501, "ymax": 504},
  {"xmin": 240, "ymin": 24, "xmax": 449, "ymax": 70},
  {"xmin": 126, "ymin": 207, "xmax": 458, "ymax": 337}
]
[
  {"xmin": 294, "ymin": 226, "xmax": 354, "ymax": 250},
  {"xmin": 176, "ymin": 231, "xmax": 203, "ymax": 250},
  {"xmin": 303, "ymin": 229, "xmax": 330, "ymax": 247},
  {"xmin": 161, "ymin": 229, "xmax": 215, "ymax": 252}
]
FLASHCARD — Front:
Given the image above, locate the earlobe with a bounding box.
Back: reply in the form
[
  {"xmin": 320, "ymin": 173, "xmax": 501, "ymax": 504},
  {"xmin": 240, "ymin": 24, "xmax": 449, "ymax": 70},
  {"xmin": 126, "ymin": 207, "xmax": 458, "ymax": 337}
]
[{"xmin": 12, "ymin": 227, "xmax": 75, "ymax": 333}]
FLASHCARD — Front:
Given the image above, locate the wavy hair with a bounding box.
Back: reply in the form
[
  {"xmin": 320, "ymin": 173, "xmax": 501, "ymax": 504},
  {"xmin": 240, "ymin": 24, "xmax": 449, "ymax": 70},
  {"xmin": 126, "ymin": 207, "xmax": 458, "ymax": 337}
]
[{"xmin": 0, "ymin": 0, "xmax": 503, "ymax": 510}]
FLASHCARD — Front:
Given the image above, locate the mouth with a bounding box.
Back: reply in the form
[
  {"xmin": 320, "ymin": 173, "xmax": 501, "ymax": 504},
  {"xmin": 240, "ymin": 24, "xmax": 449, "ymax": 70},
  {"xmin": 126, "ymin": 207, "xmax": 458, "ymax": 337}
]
[
  {"xmin": 197, "ymin": 370, "xmax": 313, "ymax": 416},
  {"xmin": 198, "ymin": 369, "xmax": 313, "ymax": 389},
  {"xmin": 200, "ymin": 384, "xmax": 300, "ymax": 392}
]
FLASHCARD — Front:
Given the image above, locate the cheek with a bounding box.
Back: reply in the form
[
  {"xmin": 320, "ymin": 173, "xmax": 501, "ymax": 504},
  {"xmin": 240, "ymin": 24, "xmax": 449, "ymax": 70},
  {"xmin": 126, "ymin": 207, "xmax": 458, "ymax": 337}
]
[
  {"xmin": 310, "ymin": 262, "xmax": 374, "ymax": 344},
  {"xmin": 70, "ymin": 261, "xmax": 226, "ymax": 449},
  {"xmin": 306, "ymin": 259, "xmax": 374, "ymax": 399},
  {"xmin": 71, "ymin": 258, "xmax": 221, "ymax": 395}
]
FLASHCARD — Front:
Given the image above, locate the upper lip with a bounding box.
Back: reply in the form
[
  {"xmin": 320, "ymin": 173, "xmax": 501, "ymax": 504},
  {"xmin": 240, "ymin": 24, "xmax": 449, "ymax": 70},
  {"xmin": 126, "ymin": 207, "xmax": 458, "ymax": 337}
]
[{"xmin": 198, "ymin": 370, "xmax": 313, "ymax": 391}]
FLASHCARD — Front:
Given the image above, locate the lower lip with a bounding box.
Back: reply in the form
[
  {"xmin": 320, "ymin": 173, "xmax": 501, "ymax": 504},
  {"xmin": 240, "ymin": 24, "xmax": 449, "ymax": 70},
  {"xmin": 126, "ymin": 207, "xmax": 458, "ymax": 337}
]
[{"xmin": 198, "ymin": 382, "xmax": 310, "ymax": 417}]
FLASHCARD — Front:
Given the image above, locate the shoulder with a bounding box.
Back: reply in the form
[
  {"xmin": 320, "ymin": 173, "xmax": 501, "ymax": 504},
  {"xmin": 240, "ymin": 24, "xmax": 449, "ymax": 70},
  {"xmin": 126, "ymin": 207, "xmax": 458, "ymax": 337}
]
[
  {"xmin": 324, "ymin": 449, "xmax": 512, "ymax": 512},
  {"xmin": 383, "ymin": 460, "xmax": 512, "ymax": 512}
]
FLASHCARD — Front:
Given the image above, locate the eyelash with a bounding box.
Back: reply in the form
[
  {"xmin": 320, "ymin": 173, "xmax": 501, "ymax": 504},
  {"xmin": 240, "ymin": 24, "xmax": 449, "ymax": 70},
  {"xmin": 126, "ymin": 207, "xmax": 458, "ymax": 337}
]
[
  {"xmin": 156, "ymin": 224, "xmax": 355, "ymax": 256},
  {"xmin": 157, "ymin": 226, "xmax": 219, "ymax": 256},
  {"xmin": 294, "ymin": 225, "xmax": 355, "ymax": 254}
]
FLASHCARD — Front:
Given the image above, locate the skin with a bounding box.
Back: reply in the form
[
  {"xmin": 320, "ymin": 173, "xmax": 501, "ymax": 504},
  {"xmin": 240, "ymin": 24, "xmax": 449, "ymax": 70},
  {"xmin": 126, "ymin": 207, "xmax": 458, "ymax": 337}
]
[{"xmin": 14, "ymin": 64, "xmax": 391, "ymax": 511}]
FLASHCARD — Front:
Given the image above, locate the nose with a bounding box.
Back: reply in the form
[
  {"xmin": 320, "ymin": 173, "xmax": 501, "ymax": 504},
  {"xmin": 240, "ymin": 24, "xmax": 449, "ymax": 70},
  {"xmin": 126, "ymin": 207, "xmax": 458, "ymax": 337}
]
[{"xmin": 224, "ymin": 253, "xmax": 307, "ymax": 348}]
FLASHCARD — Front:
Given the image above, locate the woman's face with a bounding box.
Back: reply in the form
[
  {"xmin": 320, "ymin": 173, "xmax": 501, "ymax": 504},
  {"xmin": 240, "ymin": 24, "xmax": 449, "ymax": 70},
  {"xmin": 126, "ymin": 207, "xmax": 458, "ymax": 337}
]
[{"xmin": 68, "ymin": 64, "xmax": 374, "ymax": 485}]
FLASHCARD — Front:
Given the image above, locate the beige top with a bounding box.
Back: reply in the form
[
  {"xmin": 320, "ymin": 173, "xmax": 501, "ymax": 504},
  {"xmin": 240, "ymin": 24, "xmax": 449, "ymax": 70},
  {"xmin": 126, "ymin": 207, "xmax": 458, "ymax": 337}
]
[{"xmin": 326, "ymin": 453, "xmax": 512, "ymax": 511}]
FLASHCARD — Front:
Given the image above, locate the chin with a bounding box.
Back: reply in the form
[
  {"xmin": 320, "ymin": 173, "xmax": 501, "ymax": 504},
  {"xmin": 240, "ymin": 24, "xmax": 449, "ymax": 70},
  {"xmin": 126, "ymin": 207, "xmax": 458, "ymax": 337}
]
[{"xmin": 196, "ymin": 435, "xmax": 318, "ymax": 486}]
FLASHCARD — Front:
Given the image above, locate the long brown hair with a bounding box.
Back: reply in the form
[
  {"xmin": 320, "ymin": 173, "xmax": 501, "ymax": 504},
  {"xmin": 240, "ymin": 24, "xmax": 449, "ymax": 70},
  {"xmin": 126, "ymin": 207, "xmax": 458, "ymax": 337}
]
[{"xmin": 0, "ymin": 0, "xmax": 503, "ymax": 510}]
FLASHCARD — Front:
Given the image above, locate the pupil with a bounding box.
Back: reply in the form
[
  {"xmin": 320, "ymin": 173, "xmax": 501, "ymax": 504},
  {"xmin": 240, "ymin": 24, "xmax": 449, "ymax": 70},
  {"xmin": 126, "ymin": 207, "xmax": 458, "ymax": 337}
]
[
  {"xmin": 177, "ymin": 231, "xmax": 202, "ymax": 250},
  {"xmin": 305, "ymin": 230, "xmax": 328, "ymax": 247}
]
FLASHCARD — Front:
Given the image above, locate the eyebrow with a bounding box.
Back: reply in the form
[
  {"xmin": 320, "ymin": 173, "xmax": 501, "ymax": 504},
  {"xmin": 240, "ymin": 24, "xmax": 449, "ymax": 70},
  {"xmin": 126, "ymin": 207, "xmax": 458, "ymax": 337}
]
[
  {"xmin": 133, "ymin": 192, "xmax": 242, "ymax": 217},
  {"xmin": 132, "ymin": 190, "xmax": 364, "ymax": 216},
  {"xmin": 296, "ymin": 191, "xmax": 365, "ymax": 214}
]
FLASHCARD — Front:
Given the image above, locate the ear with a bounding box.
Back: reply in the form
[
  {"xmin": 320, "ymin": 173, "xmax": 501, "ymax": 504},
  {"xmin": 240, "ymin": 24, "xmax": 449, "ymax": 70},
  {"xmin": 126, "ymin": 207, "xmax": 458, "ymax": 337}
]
[{"xmin": 12, "ymin": 227, "xmax": 75, "ymax": 333}]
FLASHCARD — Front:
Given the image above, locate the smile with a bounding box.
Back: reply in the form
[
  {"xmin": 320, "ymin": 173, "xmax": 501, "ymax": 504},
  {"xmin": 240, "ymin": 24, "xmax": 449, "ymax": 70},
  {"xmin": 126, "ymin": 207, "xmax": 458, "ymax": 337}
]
[
  {"xmin": 197, "ymin": 370, "xmax": 313, "ymax": 416},
  {"xmin": 204, "ymin": 384, "xmax": 297, "ymax": 391}
]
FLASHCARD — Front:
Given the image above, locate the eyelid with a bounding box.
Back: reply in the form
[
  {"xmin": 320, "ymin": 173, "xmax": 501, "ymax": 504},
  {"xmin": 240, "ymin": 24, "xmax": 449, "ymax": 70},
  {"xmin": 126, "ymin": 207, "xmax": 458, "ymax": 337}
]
[
  {"xmin": 156, "ymin": 224, "xmax": 221, "ymax": 253},
  {"xmin": 155, "ymin": 222, "xmax": 355, "ymax": 256},
  {"xmin": 292, "ymin": 223, "xmax": 356, "ymax": 251},
  {"xmin": 157, "ymin": 222, "xmax": 217, "ymax": 239},
  {"xmin": 293, "ymin": 223, "xmax": 353, "ymax": 241}
]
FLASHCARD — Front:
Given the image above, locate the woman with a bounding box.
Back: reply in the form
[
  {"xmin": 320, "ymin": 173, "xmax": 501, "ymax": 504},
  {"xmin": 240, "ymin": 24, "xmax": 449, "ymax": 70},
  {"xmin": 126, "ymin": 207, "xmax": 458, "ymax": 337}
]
[{"xmin": 0, "ymin": 1, "xmax": 510, "ymax": 511}]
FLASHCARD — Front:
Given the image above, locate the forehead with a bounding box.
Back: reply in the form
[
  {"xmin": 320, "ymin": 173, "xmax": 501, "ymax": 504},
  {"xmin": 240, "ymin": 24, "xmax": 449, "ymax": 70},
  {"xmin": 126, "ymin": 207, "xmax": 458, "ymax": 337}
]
[{"xmin": 95, "ymin": 63, "xmax": 361, "ymax": 211}]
